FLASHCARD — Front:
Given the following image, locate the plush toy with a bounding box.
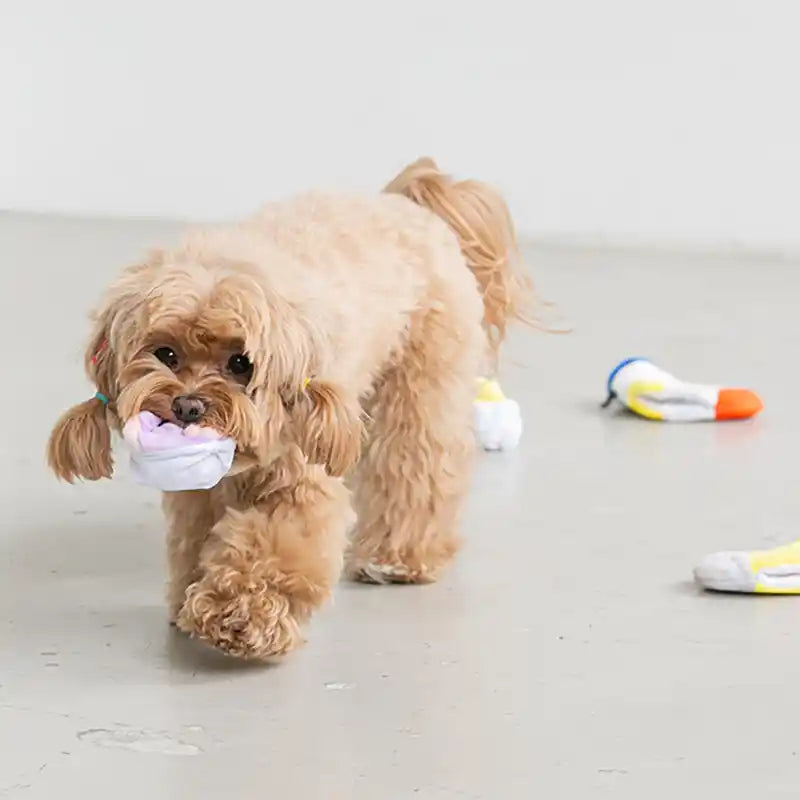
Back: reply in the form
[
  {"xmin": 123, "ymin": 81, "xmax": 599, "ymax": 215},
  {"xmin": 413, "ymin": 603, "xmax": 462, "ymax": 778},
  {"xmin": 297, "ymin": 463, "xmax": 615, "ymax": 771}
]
[
  {"xmin": 123, "ymin": 411, "xmax": 235, "ymax": 492},
  {"xmin": 473, "ymin": 378, "xmax": 522, "ymax": 451},
  {"xmin": 694, "ymin": 539, "xmax": 800, "ymax": 594},
  {"xmin": 602, "ymin": 358, "xmax": 763, "ymax": 421}
]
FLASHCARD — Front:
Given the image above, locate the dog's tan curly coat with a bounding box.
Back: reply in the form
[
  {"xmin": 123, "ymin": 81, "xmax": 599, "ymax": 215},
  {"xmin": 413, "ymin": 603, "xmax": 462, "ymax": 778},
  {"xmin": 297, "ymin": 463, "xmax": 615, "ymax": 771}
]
[{"xmin": 48, "ymin": 158, "xmax": 530, "ymax": 659}]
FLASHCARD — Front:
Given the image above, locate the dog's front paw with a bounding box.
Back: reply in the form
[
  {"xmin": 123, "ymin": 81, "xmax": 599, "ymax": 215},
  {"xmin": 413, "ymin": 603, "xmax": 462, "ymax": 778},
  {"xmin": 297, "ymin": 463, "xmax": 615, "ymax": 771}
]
[
  {"xmin": 346, "ymin": 557, "xmax": 437, "ymax": 585},
  {"xmin": 177, "ymin": 572, "xmax": 302, "ymax": 659}
]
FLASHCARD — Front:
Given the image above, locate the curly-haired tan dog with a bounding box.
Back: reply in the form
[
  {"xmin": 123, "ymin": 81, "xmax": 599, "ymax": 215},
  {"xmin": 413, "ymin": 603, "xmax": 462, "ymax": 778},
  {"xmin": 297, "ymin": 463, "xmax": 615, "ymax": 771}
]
[{"xmin": 47, "ymin": 158, "xmax": 531, "ymax": 659}]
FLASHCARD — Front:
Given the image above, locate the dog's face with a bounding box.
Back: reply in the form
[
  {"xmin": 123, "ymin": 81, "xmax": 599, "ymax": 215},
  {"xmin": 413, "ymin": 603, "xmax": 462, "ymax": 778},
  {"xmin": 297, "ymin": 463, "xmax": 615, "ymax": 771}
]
[
  {"xmin": 113, "ymin": 318, "xmax": 265, "ymax": 457},
  {"xmin": 47, "ymin": 251, "xmax": 363, "ymax": 483}
]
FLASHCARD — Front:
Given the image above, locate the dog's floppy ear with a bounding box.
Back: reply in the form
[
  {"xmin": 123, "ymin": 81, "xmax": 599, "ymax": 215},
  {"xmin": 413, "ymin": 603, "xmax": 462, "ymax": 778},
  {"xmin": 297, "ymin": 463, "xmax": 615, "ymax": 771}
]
[
  {"xmin": 293, "ymin": 380, "xmax": 363, "ymax": 476},
  {"xmin": 47, "ymin": 397, "xmax": 113, "ymax": 482},
  {"xmin": 47, "ymin": 316, "xmax": 117, "ymax": 482}
]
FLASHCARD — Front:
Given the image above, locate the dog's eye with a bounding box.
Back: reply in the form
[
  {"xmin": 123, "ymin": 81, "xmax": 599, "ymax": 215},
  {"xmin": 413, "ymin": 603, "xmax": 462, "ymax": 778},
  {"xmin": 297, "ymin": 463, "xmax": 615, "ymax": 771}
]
[
  {"xmin": 227, "ymin": 353, "xmax": 253, "ymax": 377},
  {"xmin": 154, "ymin": 346, "xmax": 179, "ymax": 370}
]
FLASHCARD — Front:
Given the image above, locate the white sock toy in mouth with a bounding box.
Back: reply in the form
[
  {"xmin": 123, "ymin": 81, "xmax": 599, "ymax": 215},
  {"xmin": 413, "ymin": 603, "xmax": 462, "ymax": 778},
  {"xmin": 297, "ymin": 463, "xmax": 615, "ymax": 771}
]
[{"xmin": 122, "ymin": 411, "xmax": 236, "ymax": 492}]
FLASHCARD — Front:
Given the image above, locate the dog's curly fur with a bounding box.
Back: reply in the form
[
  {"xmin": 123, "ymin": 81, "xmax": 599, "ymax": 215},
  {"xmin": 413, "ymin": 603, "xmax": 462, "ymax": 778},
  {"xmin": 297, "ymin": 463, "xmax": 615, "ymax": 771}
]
[{"xmin": 47, "ymin": 158, "xmax": 531, "ymax": 660}]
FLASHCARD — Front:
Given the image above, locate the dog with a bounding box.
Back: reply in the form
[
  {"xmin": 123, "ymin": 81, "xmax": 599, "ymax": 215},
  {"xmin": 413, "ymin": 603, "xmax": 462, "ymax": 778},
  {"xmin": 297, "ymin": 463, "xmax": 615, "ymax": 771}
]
[{"xmin": 47, "ymin": 158, "xmax": 531, "ymax": 659}]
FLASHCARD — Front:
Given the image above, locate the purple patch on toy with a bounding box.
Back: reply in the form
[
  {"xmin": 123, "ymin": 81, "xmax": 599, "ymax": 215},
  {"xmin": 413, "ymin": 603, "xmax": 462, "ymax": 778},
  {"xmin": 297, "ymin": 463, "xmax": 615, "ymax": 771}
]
[{"xmin": 123, "ymin": 410, "xmax": 222, "ymax": 452}]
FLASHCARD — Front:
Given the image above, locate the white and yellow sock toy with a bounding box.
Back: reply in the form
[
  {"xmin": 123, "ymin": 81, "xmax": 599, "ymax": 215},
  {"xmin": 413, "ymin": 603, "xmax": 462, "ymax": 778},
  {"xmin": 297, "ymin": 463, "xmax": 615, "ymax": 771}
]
[
  {"xmin": 694, "ymin": 540, "xmax": 800, "ymax": 594},
  {"xmin": 473, "ymin": 378, "xmax": 522, "ymax": 451},
  {"xmin": 603, "ymin": 358, "xmax": 763, "ymax": 422}
]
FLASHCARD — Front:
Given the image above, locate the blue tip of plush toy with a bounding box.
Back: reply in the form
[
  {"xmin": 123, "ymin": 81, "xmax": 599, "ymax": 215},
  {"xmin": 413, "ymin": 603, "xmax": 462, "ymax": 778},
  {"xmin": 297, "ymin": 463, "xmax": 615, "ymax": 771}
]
[{"xmin": 606, "ymin": 357, "xmax": 649, "ymax": 395}]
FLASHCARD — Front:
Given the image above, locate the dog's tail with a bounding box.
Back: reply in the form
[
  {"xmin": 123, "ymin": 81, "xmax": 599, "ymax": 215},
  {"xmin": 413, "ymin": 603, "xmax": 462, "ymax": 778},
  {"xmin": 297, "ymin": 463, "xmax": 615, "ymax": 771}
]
[{"xmin": 384, "ymin": 157, "xmax": 534, "ymax": 362}]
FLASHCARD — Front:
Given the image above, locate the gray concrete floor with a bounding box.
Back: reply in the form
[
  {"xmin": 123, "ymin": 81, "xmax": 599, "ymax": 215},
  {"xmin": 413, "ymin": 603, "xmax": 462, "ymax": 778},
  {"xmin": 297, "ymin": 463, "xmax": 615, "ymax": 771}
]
[{"xmin": 2, "ymin": 211, "xmax": 800, "ymax": 798}]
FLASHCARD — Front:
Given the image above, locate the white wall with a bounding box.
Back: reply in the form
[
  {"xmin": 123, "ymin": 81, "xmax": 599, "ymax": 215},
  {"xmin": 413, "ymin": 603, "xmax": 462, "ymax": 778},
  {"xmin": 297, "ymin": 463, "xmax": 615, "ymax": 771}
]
[{"xmin": 2, "ymin": 0, "xmax": 799, "ymax": 250}]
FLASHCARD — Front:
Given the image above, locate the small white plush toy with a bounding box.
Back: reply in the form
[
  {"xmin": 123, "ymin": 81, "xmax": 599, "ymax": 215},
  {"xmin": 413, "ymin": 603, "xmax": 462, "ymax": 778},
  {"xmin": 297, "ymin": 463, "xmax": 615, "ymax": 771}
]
[{"xmin": 473, "ymin": 378, "xmax": 522, "ymax": 451}]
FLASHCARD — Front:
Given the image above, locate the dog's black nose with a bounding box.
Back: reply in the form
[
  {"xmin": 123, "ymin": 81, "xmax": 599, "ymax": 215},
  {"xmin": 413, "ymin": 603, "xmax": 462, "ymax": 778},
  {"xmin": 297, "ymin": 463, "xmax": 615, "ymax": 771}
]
[{"xmin": 172, "ymin": 395, "xmax": 206, "ymax": 424}]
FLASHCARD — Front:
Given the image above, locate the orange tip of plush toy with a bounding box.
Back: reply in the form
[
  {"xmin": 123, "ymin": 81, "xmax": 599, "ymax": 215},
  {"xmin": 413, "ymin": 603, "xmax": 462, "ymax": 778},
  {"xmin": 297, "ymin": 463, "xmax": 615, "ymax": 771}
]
[{"xmin": 715, "ymin": 388, "xmax": 763, "ymax": 420}]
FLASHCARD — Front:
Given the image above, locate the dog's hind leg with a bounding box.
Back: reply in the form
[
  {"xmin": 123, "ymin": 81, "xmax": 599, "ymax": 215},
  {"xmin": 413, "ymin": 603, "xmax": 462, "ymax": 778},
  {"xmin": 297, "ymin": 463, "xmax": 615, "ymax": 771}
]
[{"xmin": 347, "ymin": 294, "xmax": 484, "ymax": 584}]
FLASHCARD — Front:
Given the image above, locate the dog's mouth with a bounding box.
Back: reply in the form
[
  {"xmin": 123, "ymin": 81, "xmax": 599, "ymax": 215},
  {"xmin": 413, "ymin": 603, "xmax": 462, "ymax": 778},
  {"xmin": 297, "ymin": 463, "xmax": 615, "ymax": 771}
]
[
  {"xmin": 136, "ymin": 402, "xmax": 224, "ymax": 434},
  {"xmin": 156, "ymin": 415, "xmax": 195, "ymax": 432}
]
